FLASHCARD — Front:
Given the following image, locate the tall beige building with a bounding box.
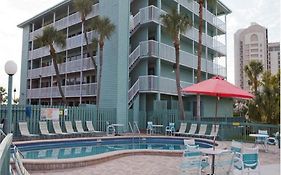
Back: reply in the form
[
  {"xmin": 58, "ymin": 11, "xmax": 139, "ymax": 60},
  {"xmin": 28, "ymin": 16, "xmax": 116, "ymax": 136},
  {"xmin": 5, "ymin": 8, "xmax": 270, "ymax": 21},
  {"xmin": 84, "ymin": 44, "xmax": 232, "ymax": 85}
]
[
  {"xmin": 268, "ymin": 42, "xmax": 280, "ymax": 75},
  {"xmin": 234, "ymin": 23, "xmax": 268, "ymax": 90}
]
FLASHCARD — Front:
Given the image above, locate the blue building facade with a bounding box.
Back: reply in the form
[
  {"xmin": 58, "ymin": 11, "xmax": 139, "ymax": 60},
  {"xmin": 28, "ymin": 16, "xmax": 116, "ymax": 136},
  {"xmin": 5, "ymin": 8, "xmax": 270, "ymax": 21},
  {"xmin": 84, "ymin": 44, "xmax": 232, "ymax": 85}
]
[{"xmin": 18, "ymin": 0, "xmax": 232, "ymax": 126}]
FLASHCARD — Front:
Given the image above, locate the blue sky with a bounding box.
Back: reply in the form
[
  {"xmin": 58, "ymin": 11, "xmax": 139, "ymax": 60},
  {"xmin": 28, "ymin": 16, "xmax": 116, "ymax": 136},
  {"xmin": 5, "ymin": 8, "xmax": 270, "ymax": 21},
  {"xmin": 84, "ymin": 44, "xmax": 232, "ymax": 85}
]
[{"xmin": 0, "ymin": 0, "xmax": 279, "ymax": 98}]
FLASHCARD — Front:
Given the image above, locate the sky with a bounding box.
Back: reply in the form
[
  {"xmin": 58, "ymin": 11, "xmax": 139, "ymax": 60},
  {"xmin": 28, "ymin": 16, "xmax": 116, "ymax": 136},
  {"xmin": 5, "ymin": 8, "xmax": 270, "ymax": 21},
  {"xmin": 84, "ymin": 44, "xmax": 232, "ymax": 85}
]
[{"xmin": 0, "ymin": 0, "xmax": 280, "ymax": 99}]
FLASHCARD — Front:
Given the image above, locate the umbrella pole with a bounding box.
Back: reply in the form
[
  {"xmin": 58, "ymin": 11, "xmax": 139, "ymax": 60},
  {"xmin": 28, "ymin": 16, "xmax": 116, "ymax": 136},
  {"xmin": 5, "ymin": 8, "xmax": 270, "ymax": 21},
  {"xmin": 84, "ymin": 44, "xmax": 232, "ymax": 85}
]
[{"xmin": 213, "ymin": 96, "xmax": 219, "ymax": 150}]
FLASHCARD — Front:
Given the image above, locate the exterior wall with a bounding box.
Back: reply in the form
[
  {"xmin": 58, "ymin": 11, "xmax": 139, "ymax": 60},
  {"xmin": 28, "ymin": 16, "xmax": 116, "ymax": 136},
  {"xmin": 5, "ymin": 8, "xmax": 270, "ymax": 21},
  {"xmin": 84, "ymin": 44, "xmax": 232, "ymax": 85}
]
[
  {"xmin": 19, "ymin": 26, "xmax": 31, "ymax": 105},
  {"xmin": 99, "ymin": 0, "xmax": 130, "ymax": 127}
]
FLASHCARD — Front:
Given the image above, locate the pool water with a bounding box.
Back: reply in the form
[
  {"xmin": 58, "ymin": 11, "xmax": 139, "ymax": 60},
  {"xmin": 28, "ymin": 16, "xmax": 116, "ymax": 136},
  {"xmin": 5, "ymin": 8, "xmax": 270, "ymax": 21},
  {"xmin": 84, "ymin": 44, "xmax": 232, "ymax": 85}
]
[{"xmin": 17, "ymin": 138, "xmax": 212, "ymax": 159}]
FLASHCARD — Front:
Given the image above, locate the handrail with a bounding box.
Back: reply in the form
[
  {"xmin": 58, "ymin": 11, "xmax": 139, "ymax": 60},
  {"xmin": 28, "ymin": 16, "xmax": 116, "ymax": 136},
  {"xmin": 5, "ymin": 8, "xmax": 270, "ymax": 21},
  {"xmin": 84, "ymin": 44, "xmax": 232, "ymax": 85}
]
[
  {"xmin": 133, "ymin": 121, "xmax": 141, "ymax": 135},
  {"xmin": 0, "ymin": 133, "xmax": 13, "ymax": 175},
  {"xmin": 128, "ymin": 122, "xmax": 134, "ymax": 133}
]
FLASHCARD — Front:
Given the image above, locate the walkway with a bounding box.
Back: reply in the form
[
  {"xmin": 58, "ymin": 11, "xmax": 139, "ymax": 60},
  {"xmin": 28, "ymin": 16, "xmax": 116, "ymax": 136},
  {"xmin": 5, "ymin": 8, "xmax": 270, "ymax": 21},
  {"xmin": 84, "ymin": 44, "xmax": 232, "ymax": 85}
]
[{"xmin": 31, "ymin": 142, "xmax": 280, "ymax": 175}]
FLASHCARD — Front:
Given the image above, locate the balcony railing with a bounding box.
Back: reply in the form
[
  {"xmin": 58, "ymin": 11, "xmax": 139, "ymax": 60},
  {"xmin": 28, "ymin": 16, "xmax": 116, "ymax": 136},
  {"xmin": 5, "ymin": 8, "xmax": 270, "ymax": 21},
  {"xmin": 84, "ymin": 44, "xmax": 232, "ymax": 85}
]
[
  {"xmin": 128, "ymin": 75, "xmax": 193, "ymax": 105},
  {"xmin": 129, "ymin": 40, "xmax": 226, "ymax": 77},
  {"xmin": 131, "ymin": 5, "xmax": 226, "ymax": 55},
  {"xmin": 27, "ymin": 83, "xmax": 97, "ymax": 99},
  {"xmin": 27, "ymin": 57, "xmax": 95, "ymax": 79},
  {"xmin": 29, "ymin": 4, "xmax": 99, "ymax": 41}
]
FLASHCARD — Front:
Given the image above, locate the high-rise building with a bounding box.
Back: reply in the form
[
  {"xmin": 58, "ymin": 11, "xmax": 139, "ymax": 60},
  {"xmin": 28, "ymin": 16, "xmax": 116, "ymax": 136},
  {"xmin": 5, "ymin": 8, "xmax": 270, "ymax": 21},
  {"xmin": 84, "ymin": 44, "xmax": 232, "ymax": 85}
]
[
  {"xmin": 268, "ymin": 42, "xmax": 280, "ymax": 75},
  {"xmin": 18, "ymin": 0, "xmax": 231, "ymax": 123},
  {"xmin": 234, "ymin": 22, "xmax": 268, "ymax": 91}
]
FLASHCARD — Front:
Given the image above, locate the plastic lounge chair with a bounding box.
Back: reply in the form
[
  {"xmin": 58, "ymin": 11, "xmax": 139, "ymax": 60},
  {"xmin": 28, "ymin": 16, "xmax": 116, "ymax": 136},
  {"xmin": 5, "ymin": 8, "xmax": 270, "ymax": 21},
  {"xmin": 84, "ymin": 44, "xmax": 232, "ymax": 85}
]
[
  {"xmin": 75, "ymin": 121, "xmax": 88, "ymax": 133},
  {"xmin": 165, "ymin": 122, "xmax": 175, "ymax": 136},
  {"xmin": 212, "ymin": 151, "xmax": 234, "ymax": 175},
  {"xmin": 86, "ymin": 121, "xmax": 103, "ymax": 133},
  {"xmin": 18, "ymin": 122, "xmax": 39, "ymax": 137},
  {"xmin": 205, "ymin": 125, "xmax": 220, "ymax": 139},
  {"xmin": 182, "ymin": 123, "xmax": 197, "ymax": 137},
  {"xmin": 234, "ymin": 146, "xmax": 261, "ymax": 175},
  {"xmin": 146, "ymin": 121, "xmax": 154, "ymax": 135},
  {"xmin": 39, "ymin": 121, "xmax": 56, "ymax": 136},
  {"xmin": 174, "ymin": 123, "xmax": 187, "ymax": 136},
  {"xmin": 194, "ymin": 124, "xmax": 208, "ymax": 137},
  {"xmin": 65, "ymin": 121, "xmax": 77, "ymax": 134},
  {"xmin": 13, "ymin": 147, "xmax": 30, "ymax": 175},
  {"xmin": 52, "ymin": 121, "xmax": 68, "ymax": 135}
]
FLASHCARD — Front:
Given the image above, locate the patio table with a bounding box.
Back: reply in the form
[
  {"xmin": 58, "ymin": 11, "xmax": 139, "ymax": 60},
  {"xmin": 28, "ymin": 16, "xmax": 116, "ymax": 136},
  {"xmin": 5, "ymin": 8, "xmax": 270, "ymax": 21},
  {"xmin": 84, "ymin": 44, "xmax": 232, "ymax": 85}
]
[
  {"xmin": 200, "ymin": 148, "xmax": 226, "ymax": 175},
  {"xmin": 249, "ymin": 133, "xmax": 269, "ymax": 152},
  {"xmin": 112, "ymin": 124, "xmax": 125, "ymax": 135},
  {"xmin": 152, "ymin": 124, "xmax": 163, "ymax": 134}
]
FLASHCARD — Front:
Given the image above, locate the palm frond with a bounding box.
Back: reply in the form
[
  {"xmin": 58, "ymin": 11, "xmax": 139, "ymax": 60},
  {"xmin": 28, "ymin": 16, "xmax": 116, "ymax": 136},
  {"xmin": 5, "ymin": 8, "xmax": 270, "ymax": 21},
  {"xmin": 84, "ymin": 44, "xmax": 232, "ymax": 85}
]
[
  {"xmin": 73, "ymin": 0, "xmax": 93, "ymax": 20},
  {"xmin": 36, "ymin": 26, "xmax": 66, "ymax": 48},
  {"xmin": 91, "ymin": 16, "xmax": 116, "ymax": 42}
]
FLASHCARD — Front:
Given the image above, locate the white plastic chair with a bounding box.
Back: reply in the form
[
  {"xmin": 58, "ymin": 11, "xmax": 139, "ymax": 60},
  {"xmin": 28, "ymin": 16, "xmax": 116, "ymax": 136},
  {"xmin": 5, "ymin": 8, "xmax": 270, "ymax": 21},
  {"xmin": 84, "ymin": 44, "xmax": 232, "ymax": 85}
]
[
  {"xmin": 75, "ymin": 121, "xmax": 87, "ymax": 133},
  {"xmin": 174, "ymin": 123, "xmax": 187, "ymax": 136},
  {"xmin": 86, "ymin": 121, "xmax": 103, "ymax": 133},
  {"xmin": 165, "ymin": 122, "xmax": 175, "ymax": 136},
  {"xmin": 39, "ymin": 121, "xmax": 56, "ymax": 136},
  {"xmin": 234, "ymin": 146, "xmax": 261, "ymax": 175},
  {"xmin": 52, "ymin": 121, "xmax": 68, "ymax": 135},
  {"xmin": 206, "ymin": 125, "xmax": 220, "ymax": 139},
  {"xmin": 194, "ymin": 124, "xmax": 208, "ymax": 137},
  {"xmin": 182, "ymin": 123, "xmax": 197, "ymax": 137},
  {"xmin": 146, "ymin": 121, "xmax": 154, "ymax": 135},
  {"xmin": 18, "ymin": 122, "xmax": 38, "ymax": 137}
]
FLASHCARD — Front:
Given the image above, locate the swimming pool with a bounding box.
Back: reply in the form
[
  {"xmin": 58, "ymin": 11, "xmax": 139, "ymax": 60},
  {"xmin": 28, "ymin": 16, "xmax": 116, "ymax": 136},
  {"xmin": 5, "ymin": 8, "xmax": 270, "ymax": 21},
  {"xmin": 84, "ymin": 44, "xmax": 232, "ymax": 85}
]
[{"xmin": 16, "ymin": 137, "xmax": 213, "ymax": 159}]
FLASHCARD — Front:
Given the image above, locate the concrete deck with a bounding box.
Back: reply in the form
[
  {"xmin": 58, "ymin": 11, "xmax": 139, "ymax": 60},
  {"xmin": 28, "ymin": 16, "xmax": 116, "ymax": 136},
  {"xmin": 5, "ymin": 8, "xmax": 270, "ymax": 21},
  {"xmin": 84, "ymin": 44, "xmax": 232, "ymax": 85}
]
[{"xmin": 31, "ymin": 141, "xmax": 280, "ymax": 175}]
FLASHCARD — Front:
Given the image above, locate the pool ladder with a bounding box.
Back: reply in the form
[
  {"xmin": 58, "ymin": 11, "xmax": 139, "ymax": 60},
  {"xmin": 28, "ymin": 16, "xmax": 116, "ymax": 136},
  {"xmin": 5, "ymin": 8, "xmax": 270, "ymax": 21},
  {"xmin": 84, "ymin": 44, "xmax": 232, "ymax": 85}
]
[{"xmin": 128, "ymin": 122, "xmax": 141, "ymax": 147}]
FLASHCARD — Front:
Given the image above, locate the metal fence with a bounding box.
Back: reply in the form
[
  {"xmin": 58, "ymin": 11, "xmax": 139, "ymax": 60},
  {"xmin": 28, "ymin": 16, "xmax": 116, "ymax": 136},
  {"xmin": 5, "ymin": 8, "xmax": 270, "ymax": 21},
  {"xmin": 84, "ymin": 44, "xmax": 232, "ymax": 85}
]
[
  {"xmin": 0, "ymin": 105, "xmax": 279, "ymax": 141},
  {"xmin": 0, "ymin": 105, "xmax": 116, "ymax": 136}
]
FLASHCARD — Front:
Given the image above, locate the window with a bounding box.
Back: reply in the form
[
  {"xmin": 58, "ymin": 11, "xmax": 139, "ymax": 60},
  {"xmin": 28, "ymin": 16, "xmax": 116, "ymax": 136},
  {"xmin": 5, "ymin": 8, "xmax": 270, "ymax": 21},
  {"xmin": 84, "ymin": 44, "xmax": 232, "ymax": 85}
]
[{"xmin": 250, "ymin": 34, "xmax": 258, "ymax": 42}]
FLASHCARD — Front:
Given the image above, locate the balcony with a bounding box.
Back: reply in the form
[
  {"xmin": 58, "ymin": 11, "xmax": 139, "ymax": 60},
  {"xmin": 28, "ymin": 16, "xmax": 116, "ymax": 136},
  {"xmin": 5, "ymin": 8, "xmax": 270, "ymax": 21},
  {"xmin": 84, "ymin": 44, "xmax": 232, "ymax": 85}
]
[
  {"xmin": 27, "ymin": 57, "xmax": 95, "ymax": 79},
  {"xmin": 128, "ymin": 75, "xmax": 192, "ymax": 104},
  {"xmin": 130, "ymin": 5, "xmax": 226, "ymax": 55},
  {"xmin": 178, "ymin": 0, "xmax": 226, "ymax": 32},
  {"xmin": 29, "ymin": 30, "xmax": 97, "ymax": 60},
  {"xmin": 29, "ymin": 4, "xmax": 99, "ymax": 41},
  {"xmin": 129, "ymin": 40, "xmax": 226, "ymax": 77},
  {"xmin": 27, "ymin": 83, "xmax": 97, "ymax": 99}
]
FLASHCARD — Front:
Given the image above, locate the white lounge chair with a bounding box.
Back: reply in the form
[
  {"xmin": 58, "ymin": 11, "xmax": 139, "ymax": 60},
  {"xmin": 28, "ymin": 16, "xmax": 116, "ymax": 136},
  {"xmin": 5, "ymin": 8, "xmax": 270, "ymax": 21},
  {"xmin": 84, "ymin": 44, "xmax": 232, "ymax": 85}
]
[
  {"xmin": 174, "ymin": 123, "xmax": 187, "ymax": 136},
  {"xmin": 18, "ymin": 122, "xmax": 38, "ymax": 137},
  {"xmin": 194, "ymin": 124, "xmax": 208, "ymax": 137},
  {"xmin": 39, "ymin": 121, "xmax": 56, "ymax": 136},
  {"xmin": 75, "ymin": 121, "xmax": 86, "ymax": 133},
  {"xmin": 86, "ymin": 121, "xmax": 103, "ymax": 133},
  {"xmin": 205, "ymin": 125, "xmax": 220, "ymax": 139},
  {"xmin": 64, "ymin": 121, "xmax": 77, "ymax": 134},
  {"xmin": 182, "ymin": 123, "xmax": 197, "ymax": 137},
  {"xmin": 52, "ymin": 121, "xmax": 68, "ymax": 135}
]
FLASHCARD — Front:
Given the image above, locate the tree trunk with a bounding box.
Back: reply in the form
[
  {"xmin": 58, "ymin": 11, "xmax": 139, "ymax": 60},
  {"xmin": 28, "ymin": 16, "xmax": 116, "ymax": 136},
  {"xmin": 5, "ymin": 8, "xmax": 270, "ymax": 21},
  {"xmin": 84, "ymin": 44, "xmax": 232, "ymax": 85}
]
[
  {"xmin": 96, "ymin": 41, "xmax": 104, "ymax": 108},
  {"xmin": 50, "ymin": 45, "xmax": 67, "ymax": 104},
  {"xmin": 174, "ymin": 39, "xmax": 185, "ymax": 121},
  {"xmin": 196, "ymin": 0, "xmax": 204, "ymax": 121},
  {"xmin": 82, "ymin": 21, "xmax": 98, "ymax": 105}
]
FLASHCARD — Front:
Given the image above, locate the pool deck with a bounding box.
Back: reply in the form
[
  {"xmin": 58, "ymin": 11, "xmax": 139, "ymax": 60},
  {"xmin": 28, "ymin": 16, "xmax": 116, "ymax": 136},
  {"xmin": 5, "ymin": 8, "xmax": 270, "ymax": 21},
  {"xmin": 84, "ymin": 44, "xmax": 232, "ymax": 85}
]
[{"xmin": 27, "ymin": 138, "xmax": 280, "ymax": 175}]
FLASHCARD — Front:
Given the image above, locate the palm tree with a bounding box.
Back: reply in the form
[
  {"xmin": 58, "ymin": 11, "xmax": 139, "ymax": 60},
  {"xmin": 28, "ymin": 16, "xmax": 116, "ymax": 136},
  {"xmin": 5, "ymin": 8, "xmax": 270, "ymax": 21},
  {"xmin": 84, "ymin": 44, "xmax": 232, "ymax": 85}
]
[
  {"xmin": 91, "ymin": 16, "xmax": 115, "ymax": 107},
  {"xmin": 36, "ymin": 26, "xmax": 67, "ymax": 104},
  {"xmin": 0, "ymin": 87, "xmax": 7, "ymax": 104},
  {"xmin": 160, "ymin": 9, "xmax": 192, "ymax": 120},
  {"xmin": 73, "ymin": 0, "xmax": 98, "ymax": 71},
  {"xmin": 244, "ymin": 60, "xmax": 263, "ymax": 95},
  {"xmin": 196, "ymin": 0, "xmax": 216, "ymax": 120}
]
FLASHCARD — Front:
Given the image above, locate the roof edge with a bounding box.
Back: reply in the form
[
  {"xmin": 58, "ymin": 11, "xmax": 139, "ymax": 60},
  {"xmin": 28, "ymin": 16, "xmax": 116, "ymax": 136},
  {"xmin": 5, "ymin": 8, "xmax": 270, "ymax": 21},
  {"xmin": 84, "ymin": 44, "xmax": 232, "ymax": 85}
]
[
  {"xmin": 218, "ymin": 0, "xmax": 232, "ymax": 15},
  {"xmin": 17, "ymin": 0, "xmax": 70, "ymax": 28}
]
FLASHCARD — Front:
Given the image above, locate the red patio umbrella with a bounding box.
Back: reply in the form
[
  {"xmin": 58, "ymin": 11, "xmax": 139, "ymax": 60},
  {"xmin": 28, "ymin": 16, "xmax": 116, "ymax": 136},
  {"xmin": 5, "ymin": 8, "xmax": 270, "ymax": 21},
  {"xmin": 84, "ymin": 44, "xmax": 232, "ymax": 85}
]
[{"xmin": 181, "ymin": 76, "xmax": 254, "ymax": 149}]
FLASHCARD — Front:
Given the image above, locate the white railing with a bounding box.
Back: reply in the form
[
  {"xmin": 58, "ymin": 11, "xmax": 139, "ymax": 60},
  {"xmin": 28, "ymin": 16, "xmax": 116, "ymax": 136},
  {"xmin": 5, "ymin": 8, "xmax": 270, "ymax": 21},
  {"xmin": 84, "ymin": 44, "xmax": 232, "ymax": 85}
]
[
  {"xmin": 29, "ymin": 3, "xmax": 99, "ymax": 41},
  {"xmin": 27, "ymin": 57, "xmax": 95, "ymax": 79},
  {"xmin": 129, "ymin": 40, "xmax": 226, "ymax": 76},
  {"xmin": 128, "ymin": 79, "xmax": 139, "ymax": 103},
  {"xmin": 27, "ymin": 83, "xmax": 97, "ymax": 99}
]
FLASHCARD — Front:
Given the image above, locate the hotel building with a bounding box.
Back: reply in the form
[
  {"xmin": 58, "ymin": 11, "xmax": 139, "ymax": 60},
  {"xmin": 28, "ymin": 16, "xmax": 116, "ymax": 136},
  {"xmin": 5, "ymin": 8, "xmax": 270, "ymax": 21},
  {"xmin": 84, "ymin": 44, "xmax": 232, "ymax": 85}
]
[{"xmin": 18, "ymin": 0, "xmax": 232, "ymax": 124}]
